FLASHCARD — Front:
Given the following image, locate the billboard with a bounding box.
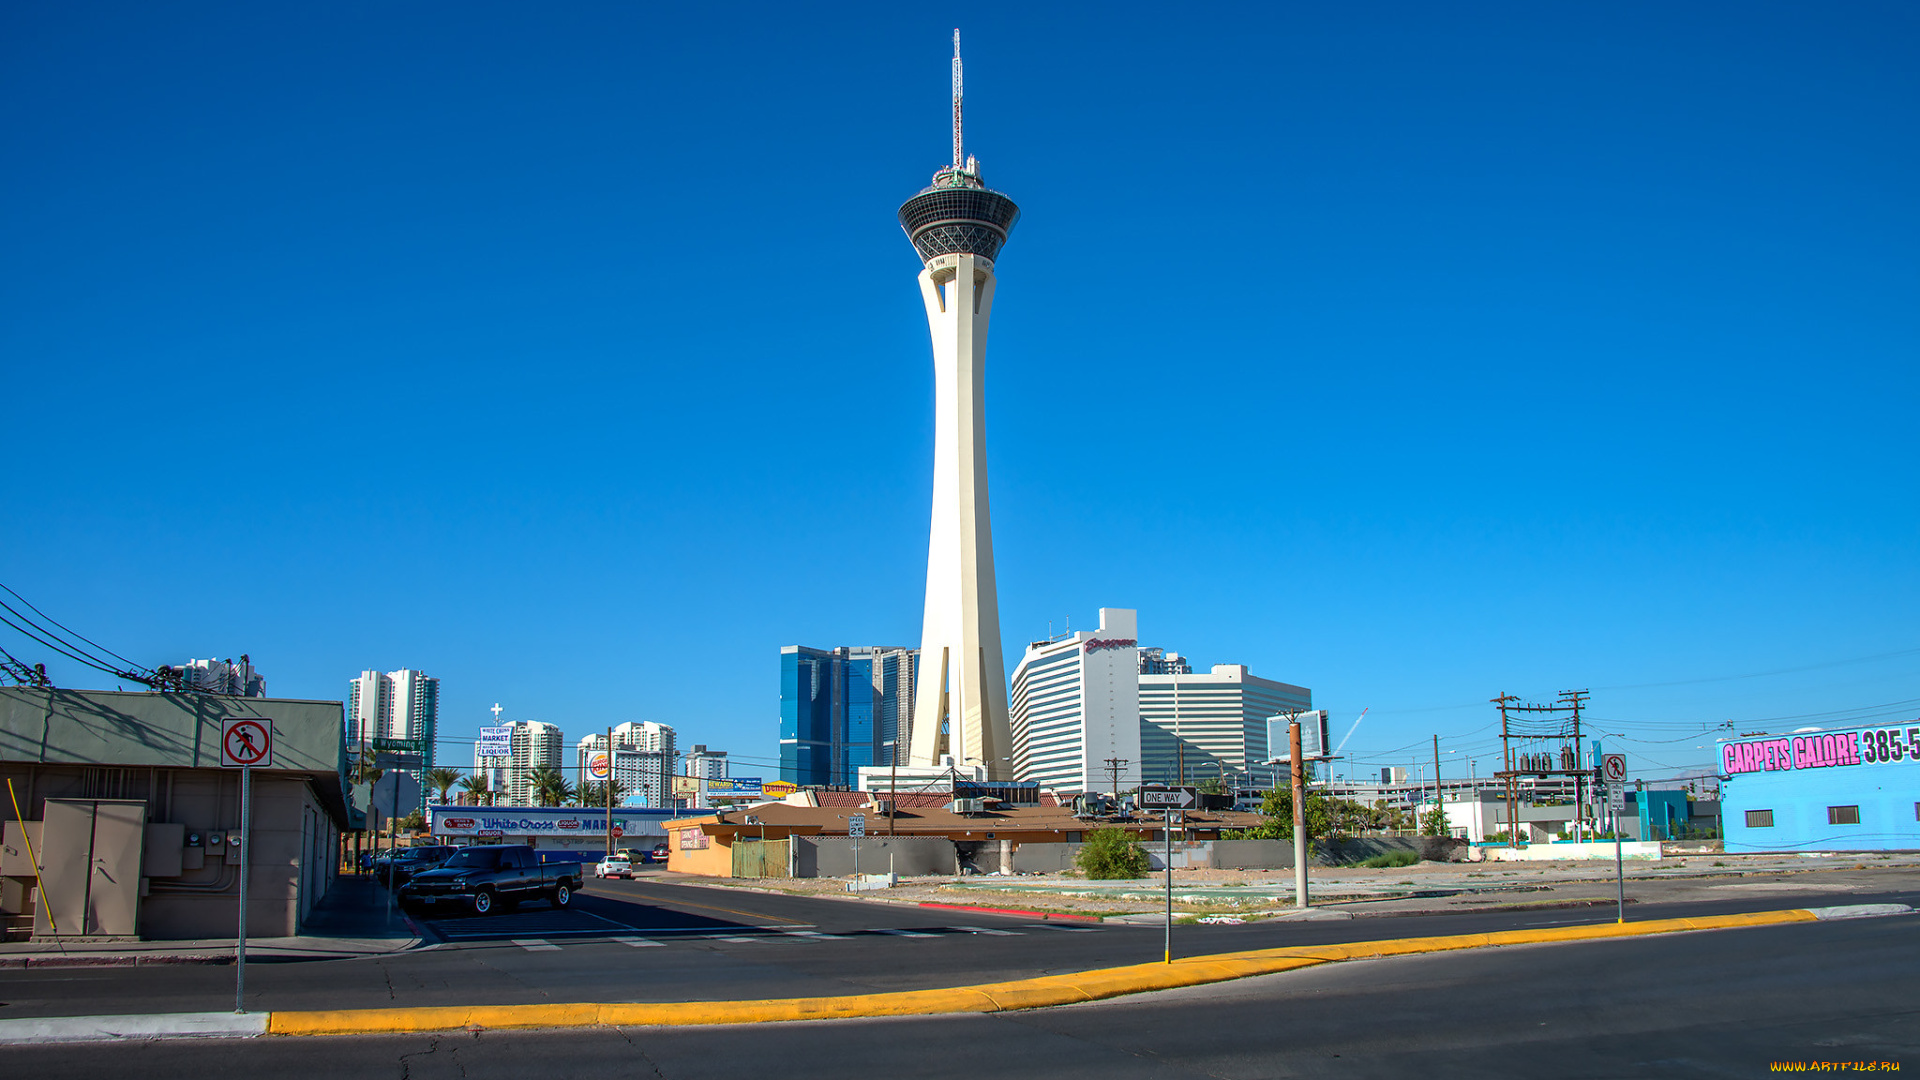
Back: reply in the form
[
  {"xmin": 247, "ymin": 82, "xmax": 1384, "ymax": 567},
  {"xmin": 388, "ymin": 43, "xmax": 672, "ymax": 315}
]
[
  {"xmin": 1267, "ymin": 711, "xmax": 1331, "ymax": 763},
  {"xmin": 476, "ymin": 726, "xmax": 512, "ymax": 758},
  {"xmin": 761, "ymin": 780, "xmax": 798, "ymax": 799},
  {"xmin": 586, "ymin": 752, "xmax": 611, "ymax": 780},
  {"xmin": 705, "ymin": 777, "xmax": 763, "ymax": 799},
  {"xmin": 671, "ymin": 775, "xmax": 701, "ymax": 798}
]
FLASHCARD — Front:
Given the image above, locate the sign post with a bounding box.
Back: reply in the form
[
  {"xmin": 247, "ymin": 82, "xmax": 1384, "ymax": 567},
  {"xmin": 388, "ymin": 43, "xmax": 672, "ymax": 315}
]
[
  {"xmin": 220, "ymin": 717, "xmax": 273, "ymax": 1014},
  {"xmin": 1138, "ymin": 786, "xmax": 1196, "ymax": 964},
  {"xmin": 1602, "ymin": 754, "xmax": 1628, "ymax": 923},
  {"xmin": 848, "ymin": 813, "xmax": 865, "ymax": 880}
]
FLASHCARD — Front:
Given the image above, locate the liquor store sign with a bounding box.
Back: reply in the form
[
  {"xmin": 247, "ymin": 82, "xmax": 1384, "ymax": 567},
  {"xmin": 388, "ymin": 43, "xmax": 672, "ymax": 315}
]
[{"xmin": 1722, "ymin": 725, "xmax": 1920, "ymax": 777}]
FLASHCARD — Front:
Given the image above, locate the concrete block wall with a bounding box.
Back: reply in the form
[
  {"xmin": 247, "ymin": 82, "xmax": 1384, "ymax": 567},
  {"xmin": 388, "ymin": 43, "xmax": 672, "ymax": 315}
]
[{"xmin": 793, "ymin": 836, "xmax": 957, "ymax": 878}]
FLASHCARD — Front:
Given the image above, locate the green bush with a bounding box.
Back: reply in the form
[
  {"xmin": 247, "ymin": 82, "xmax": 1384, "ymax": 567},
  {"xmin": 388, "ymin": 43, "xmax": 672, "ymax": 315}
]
[
  {"xmin": 1076, "ymin": 827, "xmax": 1150, "ymax": 879},
  {"xmin": 1354, "ymin": 850, "xmax": 1419, "ymax": 868}
]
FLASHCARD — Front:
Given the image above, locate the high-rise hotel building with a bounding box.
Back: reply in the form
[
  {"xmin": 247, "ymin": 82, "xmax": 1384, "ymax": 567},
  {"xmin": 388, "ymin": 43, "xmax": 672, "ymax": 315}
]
[
  {"xmin": 475, "ymin": 719, "xmax": 562, "ymax": 805},
  {"xmin": 1140, "ymin": 665, "xmax": 1311, "ymax": 788},
  {"xmin": 1010, "ymin": 608, "xmax": 1314, "ymax": 795},
  {"xmin": 1009, "ymin": 609, "xmax": 1143, "ymax": 794},
  {"xmin": 780, "ymin": 646, "xmax": 916, "ymax": 788},
  {"xmin": 348, "ymin": 667, "xmax": 439, "ymax": 785},
  {"xmin": 575, "ymin": 721, "xmax": 677, "ymax": 809}
]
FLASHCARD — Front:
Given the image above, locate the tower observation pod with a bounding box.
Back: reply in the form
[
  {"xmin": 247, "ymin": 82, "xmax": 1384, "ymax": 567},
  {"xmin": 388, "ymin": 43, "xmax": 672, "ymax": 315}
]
[{"xmin": 900, "ymin": 31, "xmax": 1020, "ymax": 780}]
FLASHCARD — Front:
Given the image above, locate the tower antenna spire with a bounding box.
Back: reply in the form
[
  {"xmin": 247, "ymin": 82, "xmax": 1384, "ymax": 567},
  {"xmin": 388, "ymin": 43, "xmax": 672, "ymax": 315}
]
[{"xmin": 952, "ymin": 28, "xmax": 964, "ymax": 170}]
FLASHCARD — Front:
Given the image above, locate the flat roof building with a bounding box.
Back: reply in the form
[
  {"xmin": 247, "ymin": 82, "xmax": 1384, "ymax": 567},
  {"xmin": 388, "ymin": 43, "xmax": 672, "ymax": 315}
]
[
  {"xmin": 1720, "ymin": 724, "xmax": 1919, "ymax": 852},
  {"xmin": 1010, "ymin": 608, "xmax": 1143, "ymax": 794},
  {"xmin": 1, "ymin": 687, "xmax": 350, "ymax": 941},
  {"xmin": 1140, "ymin": 664, "xmax": 1311, "ymax": 788}
]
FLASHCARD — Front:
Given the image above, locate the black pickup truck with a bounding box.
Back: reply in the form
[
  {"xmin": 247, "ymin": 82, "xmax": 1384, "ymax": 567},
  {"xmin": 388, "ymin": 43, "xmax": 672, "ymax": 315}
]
[{"xmin": 397, "ymin": 845, "xmax": 582, "ymax": 916}]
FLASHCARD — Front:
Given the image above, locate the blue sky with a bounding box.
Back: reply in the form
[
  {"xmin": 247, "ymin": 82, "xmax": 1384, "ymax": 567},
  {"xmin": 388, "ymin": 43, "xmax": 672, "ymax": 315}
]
[{"xmin": 4, "ymin": 2, "xmax": 1916, "ymax": 787}]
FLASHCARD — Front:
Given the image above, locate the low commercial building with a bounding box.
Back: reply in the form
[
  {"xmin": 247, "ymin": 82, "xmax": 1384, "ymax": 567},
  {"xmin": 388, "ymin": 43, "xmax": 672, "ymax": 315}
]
[
  {"xmin": 1, "ymin": 687, "xmax": 350, "ymax": 941},
  {"xmin": 662, "ymin": 800, "xmax": 1263, "ymax": 878},
  {"xmin": 1720, "ymin": 725, "xmax": 1919, "ymax": 853},
  {"xmin": 423, "ymin": 804, "xmax": 683, "ymax": 862}
]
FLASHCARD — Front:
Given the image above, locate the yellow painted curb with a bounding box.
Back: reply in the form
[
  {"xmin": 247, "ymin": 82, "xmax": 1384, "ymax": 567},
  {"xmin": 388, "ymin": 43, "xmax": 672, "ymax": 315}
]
[{"xmin": 265, "ymin": 907, "xmax": 1818, "ymax": 1036}]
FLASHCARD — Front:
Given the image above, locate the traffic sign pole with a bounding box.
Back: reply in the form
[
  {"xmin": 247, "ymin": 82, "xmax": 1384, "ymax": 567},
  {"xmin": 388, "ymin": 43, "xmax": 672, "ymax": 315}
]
[
  {"xmin": 219, "ymin": 717, "xmax": 271, "ymax": 1015},
  {"xmin": 235, "ymin": 763, "xmax": 250, "ymax": 1013},
  {"xmin": 1163, "ymin": 808, "xmax": 1173, "ymax": 964}
]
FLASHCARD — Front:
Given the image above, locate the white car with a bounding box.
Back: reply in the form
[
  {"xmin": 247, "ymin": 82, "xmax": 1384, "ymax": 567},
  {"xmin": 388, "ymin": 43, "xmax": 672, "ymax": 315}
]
[{"xmin": 595, "ymin": 857, "xmax": 634, "ymax": 880}]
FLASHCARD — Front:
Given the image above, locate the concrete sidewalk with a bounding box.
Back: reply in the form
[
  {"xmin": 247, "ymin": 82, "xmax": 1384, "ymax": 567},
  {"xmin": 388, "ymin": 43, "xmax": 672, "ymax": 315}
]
[{"xmin": 0, "ymin": 874, "xmax": 422, "ymax": 968}]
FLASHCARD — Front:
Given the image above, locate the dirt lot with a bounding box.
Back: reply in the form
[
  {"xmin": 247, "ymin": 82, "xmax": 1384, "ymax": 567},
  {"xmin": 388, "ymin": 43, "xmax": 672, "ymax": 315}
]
[{"xmin": 657, "ymin": 850, "xmax": 1920, "ymax": 921}]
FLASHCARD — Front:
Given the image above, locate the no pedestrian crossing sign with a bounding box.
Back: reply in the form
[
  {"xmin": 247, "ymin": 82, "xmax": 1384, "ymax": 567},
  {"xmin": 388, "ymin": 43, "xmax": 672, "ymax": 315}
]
[
  {"xmin": 1602, "ymin": 754, "xmax": 1628, "ymax": 783},
  {"xmin": 221, "ymin": 718, "xmax": 273, "ymax": 768}
]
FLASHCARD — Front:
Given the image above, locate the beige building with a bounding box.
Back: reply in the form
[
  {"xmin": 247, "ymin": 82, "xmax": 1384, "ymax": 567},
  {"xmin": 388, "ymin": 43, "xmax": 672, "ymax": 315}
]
[{"xmin": 1, "ymin": 687, "xmax": 350, "ymax": 941}]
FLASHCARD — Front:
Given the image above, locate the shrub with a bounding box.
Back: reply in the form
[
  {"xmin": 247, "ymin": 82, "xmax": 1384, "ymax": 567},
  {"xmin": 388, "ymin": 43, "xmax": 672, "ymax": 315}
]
[
  {"xmin": 1355, "ymin": 850, "xmax": 1420, "ymax": 868},
  {"xmin": 1076, "ymin": 827, "xmax": 1150, "ymax": 879}
]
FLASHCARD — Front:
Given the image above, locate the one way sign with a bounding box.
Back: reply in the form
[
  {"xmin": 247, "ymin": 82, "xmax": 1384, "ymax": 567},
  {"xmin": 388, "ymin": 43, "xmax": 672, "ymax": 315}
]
[{"xmin": 1138, "ymin": 786, "xmax": 1197, "ymax": 809}]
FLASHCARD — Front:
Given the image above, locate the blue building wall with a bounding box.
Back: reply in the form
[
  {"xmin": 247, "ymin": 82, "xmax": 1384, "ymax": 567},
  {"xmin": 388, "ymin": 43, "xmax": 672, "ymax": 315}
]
[
  {"xmin": 780, "ymin": 646, "xmax": 914, "ymax": 789},
  {"xmin": 1721, "ymin": 724, "xmax": 1920, "ymax": 852}
]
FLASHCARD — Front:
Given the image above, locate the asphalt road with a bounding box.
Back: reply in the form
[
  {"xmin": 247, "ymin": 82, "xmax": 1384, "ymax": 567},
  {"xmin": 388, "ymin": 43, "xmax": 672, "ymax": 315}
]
[
  {"xmin": 1, "ymin": 870, "xmax": 1915, "ymax": 1022},
  {"xmin": 6, "ymin": 908, "xmax": 1916, "ymax": 1077}
]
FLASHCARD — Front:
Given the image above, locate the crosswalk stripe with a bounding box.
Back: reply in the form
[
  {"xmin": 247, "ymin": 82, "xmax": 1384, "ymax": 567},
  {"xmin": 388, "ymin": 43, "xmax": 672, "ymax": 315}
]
[
  {"xmin": 712, "ymin": 935, "xmax": 760, "ymax": 943},
  {"xmin": 512, "ymin": 939, "xmax": 561, "ymax": 951},
  {"xmin": 950, "ymin": 925, "xmax": 1020, "ymax": 936},
  {"xmin": 613, "ymin": 936, "xmax": 663, "ymax": 948},
  {"xmin": 876, "ymin": 928, "xmax": 940, "ymax": 938}
]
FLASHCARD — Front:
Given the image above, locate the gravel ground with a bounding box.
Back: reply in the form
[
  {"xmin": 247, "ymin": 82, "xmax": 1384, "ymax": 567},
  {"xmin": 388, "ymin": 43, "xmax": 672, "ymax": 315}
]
[{"xmin": 653, "ymin": 850, "xmax": 1920, "ymax": 920}]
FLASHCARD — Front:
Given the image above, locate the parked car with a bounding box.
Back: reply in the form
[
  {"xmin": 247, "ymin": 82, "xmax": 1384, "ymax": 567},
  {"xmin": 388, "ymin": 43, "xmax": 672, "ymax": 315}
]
[
  {"xmin": 398, "ymin": 845, "xmax": 583, "ymax": 917},
  {"xmin": 649, "ymin": 844, "xmax": 669, "ymax": 863},
  {"xmin": 596, "ymin": 857, "xmax": 634, "ymax": 880},
  {"xmin": 378, "ymin": 845, "xmax": 455, "ymax": 888}
]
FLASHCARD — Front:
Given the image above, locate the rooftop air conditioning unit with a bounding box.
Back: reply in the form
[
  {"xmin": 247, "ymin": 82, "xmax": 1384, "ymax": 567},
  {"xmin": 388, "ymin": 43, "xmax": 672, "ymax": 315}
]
[
  {"xmin": 869, "ymin": 800, "xmax": 895, "ymax": 814},
  {"xmin": 949, "ymin": 798, "xmax": 987, "ymax": 814}
]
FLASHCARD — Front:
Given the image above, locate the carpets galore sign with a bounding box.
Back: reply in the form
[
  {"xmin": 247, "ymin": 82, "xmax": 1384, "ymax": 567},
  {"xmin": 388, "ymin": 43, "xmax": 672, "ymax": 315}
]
[{"xmin": 1722, "ymin": 725, "xmax": 1919, "ymax": 776}]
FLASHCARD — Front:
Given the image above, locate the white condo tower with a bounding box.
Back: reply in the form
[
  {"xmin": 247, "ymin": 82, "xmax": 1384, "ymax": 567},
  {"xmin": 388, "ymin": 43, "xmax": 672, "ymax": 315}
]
[{"xmin": 899, "ymin": 32, "xmax": 1020, "ymax": 780}]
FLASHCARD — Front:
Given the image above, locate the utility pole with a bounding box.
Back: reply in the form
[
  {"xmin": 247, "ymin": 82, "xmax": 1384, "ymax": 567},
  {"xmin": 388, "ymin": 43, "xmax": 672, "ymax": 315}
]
[
  {"xmin": 1104, "ymin": 757, "xmax": 1129, "ymax": 797},
  {"xmin": 1431, "ymin": 734, "xmax": 1442, "ymax": 837},
  {"xmin": 605, "ymin": 725, "xmax": 614, "ymax": 860},
  {"xmin": 1290, "ymin": 719, "xmax": 1307, "ymax": 909},
  {"xmin": 1493, "ymin": 693, "xmax": 1519, "ymax": 848},
  {"xmin": 1561, "ymin": 689, "xmax": 1588, "ymax": 842}
]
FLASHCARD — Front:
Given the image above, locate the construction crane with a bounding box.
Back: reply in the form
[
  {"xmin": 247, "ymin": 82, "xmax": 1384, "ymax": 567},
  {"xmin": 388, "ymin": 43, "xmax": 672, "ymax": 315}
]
[{"xmin": 1333, "ymin": 707, "xmax": 1370, "ymax": 756}]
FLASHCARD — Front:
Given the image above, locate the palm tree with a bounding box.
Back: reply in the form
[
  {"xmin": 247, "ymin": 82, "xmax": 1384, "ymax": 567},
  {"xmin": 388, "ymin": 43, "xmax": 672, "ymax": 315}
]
[
  {"xmin": 348, "ymin": 747, "xmax": 383, "ymax": 786},
  {"xmin": 424, "ymin": 767, "xmax": 464, "ymax": 805},
  {"xmin": 457, "ymin": 773, "xmax": 493, "ymax": 807},
  {"xmin": 576, "ymin": 779, "xmax": 629, "ymax": 808},
  {"xmin": 528, "ymin": 765, "xmax": 573, "ymax": 808}
]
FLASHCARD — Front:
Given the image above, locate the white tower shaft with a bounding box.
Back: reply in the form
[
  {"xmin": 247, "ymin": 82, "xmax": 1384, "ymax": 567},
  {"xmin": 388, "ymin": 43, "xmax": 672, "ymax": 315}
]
[{"xmin": 908, "ymin": 253, "xmax": 1012, "ymax": 779}]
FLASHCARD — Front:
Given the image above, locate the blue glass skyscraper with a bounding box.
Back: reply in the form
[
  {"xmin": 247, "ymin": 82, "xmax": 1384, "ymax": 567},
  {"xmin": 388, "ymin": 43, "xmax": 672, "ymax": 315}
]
[{"xmin": 780, "ymin": 645, "xmax": 917, "ymax": 788}]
